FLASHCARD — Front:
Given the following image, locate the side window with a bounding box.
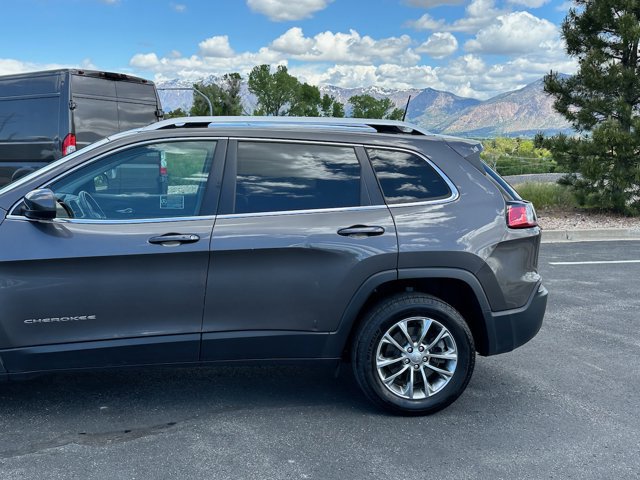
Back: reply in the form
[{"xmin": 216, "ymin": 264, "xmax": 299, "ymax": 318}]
[
  {"xmin": 49, "ymin": 141, "xmax": 216, "ymax": 220},
  {"xmin": 367, "ymin": 148, "xmax": 452, "ymax": 204},
  {"xmin": 234, "ymin": 142, "xmax": 361, "ymax": 214}
]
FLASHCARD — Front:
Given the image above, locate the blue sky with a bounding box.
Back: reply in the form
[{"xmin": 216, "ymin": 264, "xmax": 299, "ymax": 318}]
[{"xmin": 0, "ymin": 0, "xmax": 576, "ymax": 99}]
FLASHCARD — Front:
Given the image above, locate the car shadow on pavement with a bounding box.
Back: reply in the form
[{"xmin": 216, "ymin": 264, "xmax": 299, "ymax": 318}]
[{"xmin": 0, "ymin": 364, "xmax": 375, "ymax": 416}]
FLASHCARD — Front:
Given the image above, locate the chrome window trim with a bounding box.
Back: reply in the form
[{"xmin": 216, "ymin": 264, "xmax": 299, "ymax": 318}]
[
  {"xmin": 8, "ymin": 136, "xmax": 223, "ymax": 219},
  {"xmin": 8, "ymin": 135, "xmax": 460, "ymax": 222},
  {"xmin": 5, "ymin": 214, "xmax": 217, "ymax": 225},
  {"xmin": 216, "ymin": 204, "xmax": 389, "ymax": 220},
  {"xmin": 230, "ymin": 137, "xmax": 361, "ymax": 149}
]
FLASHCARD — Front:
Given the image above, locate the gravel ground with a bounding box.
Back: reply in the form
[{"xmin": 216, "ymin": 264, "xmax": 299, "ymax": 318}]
[{"xmin": 537, "ymin": 209, "xmax": 640, "ymax": 231}]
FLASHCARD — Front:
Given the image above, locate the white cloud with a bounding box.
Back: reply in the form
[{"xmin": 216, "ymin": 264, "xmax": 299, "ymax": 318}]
[
  {"xmin": 406, "ymin": 14, "xmax": 447, "ymax": 30},
  {"xmin": 406, "ymin": 0, "xmax": 504, "ymax": 33},
  {"xmin": 291, "ymin": 63, "xmax": 441, "ymax": 90},
  {"xmin": 247, "ymin": 0, "xmax": 333, "ymax": 21},
  {"xmin": 417, "ymin": 32, "xmax": 458, "ymax": 58},
  {"xmin": 130, "ymin": 53, "xmax": 161, "ymax": 69},
  {"xmin": 465, "ymin": 12, "xmax": 558, "ymax": 55},
  {"xmin": 0, "ymin": 58, "xmax": 84, "ymax": 76},
  {"xmin": 270, "ymin": 28, "xmax": 420, "ymax": 65},
  {"xmin": 171, "ymin": 3, "xmax": 187, "ymax": 12},
  {"xmin": 198, "ymin": 36, "xmax": 235, "ymax": 58},
  {"xmin": 270, "ymin": 27, "xmax": 315, "ymax": 54},
  {"xmin": 403, "ymin": 0, "xmax": 464, "ymax": 7},
  {"xmin": 508, "ymin": 0, "xmax": 549, "ymax": 7},
  {"xmin": 130, "ymin": 47, "xmax": 285, "ymax": 83},
  {"xmin": 436, "ymin": 50, "xmax": 576, "ymax": 98},
  {"xmin": 127, "ymin": 16, "xmax": 576, "ymax": 101},
  {"xmin": 100, "ymin": 0, "xmax": 119, "ymax": 4}
]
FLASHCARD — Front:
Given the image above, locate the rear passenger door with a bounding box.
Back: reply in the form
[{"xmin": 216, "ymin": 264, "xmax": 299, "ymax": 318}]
[{"xmin": 201, "ymin": 140, "xmax": 397, "ymax": 361}]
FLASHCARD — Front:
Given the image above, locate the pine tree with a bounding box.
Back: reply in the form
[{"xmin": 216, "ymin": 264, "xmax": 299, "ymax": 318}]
[{"xmin": 543, "ymin": 0, "xmax": 640, "ymax": 214}]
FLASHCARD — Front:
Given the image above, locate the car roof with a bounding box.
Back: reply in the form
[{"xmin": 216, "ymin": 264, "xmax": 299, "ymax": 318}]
[{"xmin": 143, "ymin": 116, "xmax": 433, "ymax": 136}]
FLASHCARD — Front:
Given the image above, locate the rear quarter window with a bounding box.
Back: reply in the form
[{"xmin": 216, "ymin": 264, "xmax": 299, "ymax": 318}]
[{"xmin": 366, "ymin": 148, "xmax": 452, "ymax": 204}]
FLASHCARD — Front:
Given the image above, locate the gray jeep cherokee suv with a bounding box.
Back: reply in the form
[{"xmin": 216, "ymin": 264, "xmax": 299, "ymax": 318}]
[{"xmin": 0, "ymin": 117, "xmax": 547, "ymax": 415}]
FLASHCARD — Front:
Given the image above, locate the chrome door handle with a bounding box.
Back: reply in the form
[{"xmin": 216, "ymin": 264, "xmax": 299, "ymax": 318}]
[
  {"xmin": 337, "ymin": 225, "xmax": 385, "ymax": 237},
  {"xmin": 148, "ymin": 234, "xmax": 200, "ymax": 245}
]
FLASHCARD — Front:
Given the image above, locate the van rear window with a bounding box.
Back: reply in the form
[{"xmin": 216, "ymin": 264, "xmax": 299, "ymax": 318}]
[
  {"xmin": 116, "ymin": 82, "xmax": 157, "ymax": 102},
  {"xmin": 72, "ymin": 75, "xmax": 117, "ymax": 97}
]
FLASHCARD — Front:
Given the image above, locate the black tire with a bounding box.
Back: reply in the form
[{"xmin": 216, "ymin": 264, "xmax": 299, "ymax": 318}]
[{"xmin": 352, "ymin": 293, "xmax": 475, "ymax": 415}]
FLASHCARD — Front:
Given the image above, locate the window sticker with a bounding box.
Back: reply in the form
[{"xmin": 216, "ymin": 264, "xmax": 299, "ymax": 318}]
[{"xmin": 160, "ymin": 194, "xmax": 185, "ymax": 209}]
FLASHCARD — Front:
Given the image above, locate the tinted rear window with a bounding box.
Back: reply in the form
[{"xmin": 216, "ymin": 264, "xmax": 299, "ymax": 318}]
[
  {"xmin": 73, "ymin": 97, "xmax": 119, "ymax": 144},
  {"xmin": 235, "ymin": 142, "xmax": 361, "ymax": 214},
  {"xmin": 116, "ymin": 82, "xmax": 157, "ymax": 102},
  {"xmin": 118, "ymin": 101, "xmax": 158, "ymax": 131},
  {"xmin": 367, "ymin": 148, "xmax": 452, "ymax": 204},
  {"xmin": 72, "ymin": 75, "xmax": 117, "ymax": 97}
]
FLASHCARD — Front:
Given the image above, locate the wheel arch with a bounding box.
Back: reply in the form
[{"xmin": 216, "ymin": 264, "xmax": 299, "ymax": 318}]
[{"xmin": 326, "ymin": 268, "xmax": 495, "ymax": 358}]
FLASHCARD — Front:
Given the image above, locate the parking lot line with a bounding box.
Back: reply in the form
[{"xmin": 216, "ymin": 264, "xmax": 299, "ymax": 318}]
[{"xmin": 549, "ymin": 260, "xmax": 640, "ymax": 265}]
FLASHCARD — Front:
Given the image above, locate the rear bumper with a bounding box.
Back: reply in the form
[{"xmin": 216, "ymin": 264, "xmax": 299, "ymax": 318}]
[{"xmin": 483, "ymin": 283, "xmax": 548, "ymax": 356}]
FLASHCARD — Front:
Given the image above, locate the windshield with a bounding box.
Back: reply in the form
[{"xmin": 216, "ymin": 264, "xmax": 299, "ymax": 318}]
[{"xmin": 0, "ymin": 138, "xmax": 111, "ymax": 196}]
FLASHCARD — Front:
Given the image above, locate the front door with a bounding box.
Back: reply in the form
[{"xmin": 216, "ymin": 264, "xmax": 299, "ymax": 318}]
[{"xmin": 0, "ymin": 139, "xmax": 224, "ymax": 373}]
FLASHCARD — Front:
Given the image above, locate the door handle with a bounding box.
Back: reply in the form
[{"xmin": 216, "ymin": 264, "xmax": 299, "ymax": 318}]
[
  {"xmin": 148, "ymin": 234, "xmax": 200, "ymax": 245},
  {"xmin": 337, "ymin": 225, "xmax": 385, "ymax": 237}
]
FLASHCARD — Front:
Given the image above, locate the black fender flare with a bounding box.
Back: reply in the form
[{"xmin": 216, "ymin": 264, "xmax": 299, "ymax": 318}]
[{"xmin": 323, "ymin": 268, "xmax": 496, "ymax": 357}]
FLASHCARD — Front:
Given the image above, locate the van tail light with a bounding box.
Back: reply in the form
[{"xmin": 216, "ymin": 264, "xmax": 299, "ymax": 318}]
[
  {"xmin": 507, "ymin": 202, "xmax": 537, "ymax": 229},
  {"xmin": 62, "ymin": 134, "xmax": 77, "ymax": 156}
]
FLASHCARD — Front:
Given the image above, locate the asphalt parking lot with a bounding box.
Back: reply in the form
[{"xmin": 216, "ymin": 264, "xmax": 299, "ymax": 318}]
[{"xmin": 1, "ymin": 241, "xmax": 639, "ymax": 480}]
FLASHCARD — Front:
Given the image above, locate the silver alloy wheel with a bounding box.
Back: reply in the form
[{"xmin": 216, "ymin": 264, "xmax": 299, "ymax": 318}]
[{"xmin": 375, "ymin": 316, "xmax": 458, "ymax": 400}]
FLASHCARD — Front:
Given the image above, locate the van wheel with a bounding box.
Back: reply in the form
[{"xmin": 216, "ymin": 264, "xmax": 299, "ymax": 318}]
[{"xmin": 352, "ymin": 293, "xmax": 475, "ymax": 415}]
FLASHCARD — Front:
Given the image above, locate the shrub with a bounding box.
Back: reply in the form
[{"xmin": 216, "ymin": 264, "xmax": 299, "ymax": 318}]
[{"xmin": 515, "ymin": 182, "xmax": 577, "ymax": 210}]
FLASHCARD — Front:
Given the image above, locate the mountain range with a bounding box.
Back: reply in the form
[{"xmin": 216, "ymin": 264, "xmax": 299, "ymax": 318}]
[{"xmin": 157, "ymin": 76, "xmax": 572, "ymax": 138}]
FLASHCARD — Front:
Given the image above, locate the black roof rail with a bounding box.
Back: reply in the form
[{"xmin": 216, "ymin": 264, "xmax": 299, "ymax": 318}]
[{"xmin": 144, "ymin": 116, "xmax": 432, "ymax": 135}]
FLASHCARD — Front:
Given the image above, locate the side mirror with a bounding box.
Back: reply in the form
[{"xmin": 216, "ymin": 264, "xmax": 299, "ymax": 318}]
[{"xmin": 24, "ymin": 188, "xmax": 57, "ymax": 221}]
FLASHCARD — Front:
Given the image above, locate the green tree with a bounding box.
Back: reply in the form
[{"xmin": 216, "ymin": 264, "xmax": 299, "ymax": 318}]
[
  {"xmin": 289, "ymin": 83, "xmax": 322, "ymax": 117},
  {"xmin": 248, "ymin": 64, "xmax": 299, "ymax": 116},
  {"xmin": 165, "ymin": 108, "xmax": 188, "ymax": 119},
  {"xmin": 348, "ymin": 94, "xmax": 403, "ymax": 119},
  {"xmin": 482, "ymin": 137, "xmax": 557, "ymax": 175},
  {"xmin": 320, "ymin": 94, "xmax": 345, "ymax": 118},
  {"xmin": 541, "ymin": 0, "xmax": 640, "ymax": 214},
  {"xmin": 190, "ymin": 73, "xmax": 243, "ymax": 116},
  {"xmin": 331, "ymin": 100, "xmax": 345, "ymax": 118}
]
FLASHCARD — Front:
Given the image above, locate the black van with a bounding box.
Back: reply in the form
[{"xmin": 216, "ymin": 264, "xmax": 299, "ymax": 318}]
[{"xmin": 0, "ymin": 69, "xmax": 163, "ymax": 186}]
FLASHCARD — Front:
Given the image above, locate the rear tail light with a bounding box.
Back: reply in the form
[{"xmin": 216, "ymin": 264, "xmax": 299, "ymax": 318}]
[
  {"xmin": 62, "ymin": 134, "xmax": 77, "ymax": 156},
  {"xmin": 507, "ymin": 202, "xmax": 537, "ymax": 229}
]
